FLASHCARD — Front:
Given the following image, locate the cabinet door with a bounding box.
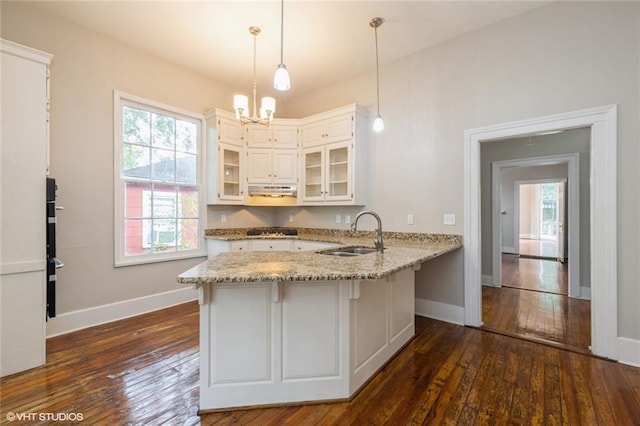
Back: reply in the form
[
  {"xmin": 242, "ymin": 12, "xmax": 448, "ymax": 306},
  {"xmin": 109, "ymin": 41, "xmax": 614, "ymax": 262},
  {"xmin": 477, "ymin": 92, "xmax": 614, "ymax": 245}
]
[
  {"xmin": 324, "ymin": 114, "xmax": 353, "ymax": 144},
  {"xmin": 325, "ymin": 142, "xmax": 352, "ymax": 201},
  {"xmin": 272, "ymin": 125, "xmax": 298, "ymax": 149},
  {"xmin": 301, "ymin": 148, "xmax": 325, "ymax": 202},
  {"xmin": 218, "ymin": 117, "xmax": 243, "ymax": 147},
  {"xmin": 229, "ymin": 241, "xmax": 250, "ymax": 252},
  {"xmin": 246, "ymin": 125, "xmax": 271, "ymax": 148},
  {"xmin": 218, "ymin": 144, "xmax": 244, "ymax": 201},
  {"xmin": 247, "ymin": 149, "xmax": 273, "ymax": 184},
  {"xmin": 301, "ymin": 121, "xmax": 326, "ymax": 147},
  {"xmin": 272, "ymin": 150, "xmax": 298, "ymax": 184},
  {"xmin": 251, "ymin": 239, "xmax": 292, "ymax": 251}
]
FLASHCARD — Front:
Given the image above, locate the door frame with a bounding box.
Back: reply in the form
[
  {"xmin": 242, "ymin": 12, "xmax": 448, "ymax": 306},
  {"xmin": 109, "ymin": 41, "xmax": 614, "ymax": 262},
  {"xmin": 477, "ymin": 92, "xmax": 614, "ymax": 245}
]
[
  {"xmin": 490, "ymin": 155, "xmax": 579, "ymax": 299},
  {"xmin": 464, "ymin": 104, "xmax": 617, "ymax": 360}
]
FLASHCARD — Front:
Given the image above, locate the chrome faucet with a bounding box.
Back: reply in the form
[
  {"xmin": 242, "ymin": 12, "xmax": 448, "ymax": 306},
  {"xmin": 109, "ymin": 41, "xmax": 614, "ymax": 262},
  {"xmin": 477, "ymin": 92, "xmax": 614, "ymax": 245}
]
[{"xmin": 351, "ymin": 210, "xmax": 384, "ymax": 253}]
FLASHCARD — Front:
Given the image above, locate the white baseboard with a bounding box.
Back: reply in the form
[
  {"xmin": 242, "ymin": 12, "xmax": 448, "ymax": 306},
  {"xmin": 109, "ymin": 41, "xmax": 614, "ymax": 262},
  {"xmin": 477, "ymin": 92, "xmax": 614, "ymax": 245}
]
[
  {"xmin": 482, "ymin": 274, "xmax": 497, "ymax": 287},
  {"xmin": 415, "ymin": 298, "xmax": 464, "ymax": 325},
  {"xmin": 46, "ymin": 287, "xmax": 197, "ymax": 338},
  {"xmin": 501, "ymin": 246, "xmax": 515, "ymax": 254},
  {"xmin": 579, "ymin": 286, "xmax": 591, "ymax": 300},
  {"xmin": 617, "ymin": 337, "xmax": 640, "ymax": 367}
]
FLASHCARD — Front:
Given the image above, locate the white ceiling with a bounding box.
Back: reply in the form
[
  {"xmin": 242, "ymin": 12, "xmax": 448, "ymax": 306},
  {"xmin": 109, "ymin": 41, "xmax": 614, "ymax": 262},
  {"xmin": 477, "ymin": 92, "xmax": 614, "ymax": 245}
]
[{"xmin": 31, "ymin": 1, "xmax": 549, "ymax": 97}]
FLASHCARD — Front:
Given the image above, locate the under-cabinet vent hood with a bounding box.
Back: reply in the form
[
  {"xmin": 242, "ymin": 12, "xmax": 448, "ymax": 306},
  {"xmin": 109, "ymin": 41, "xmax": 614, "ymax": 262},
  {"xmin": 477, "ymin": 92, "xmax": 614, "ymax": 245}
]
[{"xmin": 248, "ymin": 185, "xmax": 297, "ymax": 197}]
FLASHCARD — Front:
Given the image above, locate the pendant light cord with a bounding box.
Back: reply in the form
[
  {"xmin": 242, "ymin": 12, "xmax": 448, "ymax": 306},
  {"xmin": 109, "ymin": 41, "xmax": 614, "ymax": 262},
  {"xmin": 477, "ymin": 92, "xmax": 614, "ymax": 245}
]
[
  {"xmin": 374, "ymin": 26, "xmax": 380, "ymax": 116},
  {"xmin": 280, "ymin": 0, "xmax": 285, "ymax": 64},
  {"xmin": 252, "ymin": 32, "xmax": 258, "ymax": 121}
]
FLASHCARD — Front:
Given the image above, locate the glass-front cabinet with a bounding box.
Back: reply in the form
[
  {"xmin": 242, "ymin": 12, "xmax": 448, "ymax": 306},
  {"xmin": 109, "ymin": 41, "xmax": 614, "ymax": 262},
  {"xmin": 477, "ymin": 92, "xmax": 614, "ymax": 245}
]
[
  {"xmin": 302, "ymin": 141, "xmax": 352, "ymax": 203},
  {"xmin": 219, "ymin": 144, "xmax": 243, "ymax": 200}
]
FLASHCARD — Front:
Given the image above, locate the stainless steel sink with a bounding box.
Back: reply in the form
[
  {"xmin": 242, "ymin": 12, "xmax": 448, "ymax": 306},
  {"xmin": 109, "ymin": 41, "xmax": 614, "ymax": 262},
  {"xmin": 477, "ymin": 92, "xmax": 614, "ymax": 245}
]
[{"xmin": 317, "ymin": 246, "xmax": 378, "ymax": 257}]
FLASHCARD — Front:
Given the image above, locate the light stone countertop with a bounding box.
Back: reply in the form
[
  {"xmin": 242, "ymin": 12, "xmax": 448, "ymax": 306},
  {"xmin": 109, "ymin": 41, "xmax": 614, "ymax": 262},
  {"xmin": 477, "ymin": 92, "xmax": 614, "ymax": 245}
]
[{"xmin": 178, "ymin": 228, "xmax": 462, "ymax": 285}]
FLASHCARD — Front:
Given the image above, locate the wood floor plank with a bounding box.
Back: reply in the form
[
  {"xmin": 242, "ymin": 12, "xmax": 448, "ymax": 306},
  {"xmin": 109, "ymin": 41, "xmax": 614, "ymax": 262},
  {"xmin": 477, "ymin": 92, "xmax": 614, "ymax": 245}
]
[{"xmin": 1, "ymin": 301, "xmax": 638, "ymax": 424}]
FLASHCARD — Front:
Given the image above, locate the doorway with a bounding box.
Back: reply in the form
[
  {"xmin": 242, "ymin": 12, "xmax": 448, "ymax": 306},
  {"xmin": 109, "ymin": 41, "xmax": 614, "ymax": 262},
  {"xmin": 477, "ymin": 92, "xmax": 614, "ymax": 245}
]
[
  {"xmin": 516, "ymin": 180, "xmax": 566, "ymax": 260},
  {"xmin": 463, "ymin": 104, "xmax": 618, "ymax": 360}
]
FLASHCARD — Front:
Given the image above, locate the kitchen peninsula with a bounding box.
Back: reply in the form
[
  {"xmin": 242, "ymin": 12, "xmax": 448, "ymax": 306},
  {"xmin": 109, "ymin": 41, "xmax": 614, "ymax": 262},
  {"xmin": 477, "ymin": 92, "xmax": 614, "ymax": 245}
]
[{"xmin": 178, "ymin": 228, "xmax": 461, "ymax": 412}]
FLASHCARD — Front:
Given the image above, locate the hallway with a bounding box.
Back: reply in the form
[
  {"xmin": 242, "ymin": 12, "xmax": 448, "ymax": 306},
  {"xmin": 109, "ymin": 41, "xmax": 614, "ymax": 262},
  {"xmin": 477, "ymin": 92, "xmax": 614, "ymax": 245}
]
[{"xmin": 482, "ymin": 254, "xmax": 590, "ymax": 354}]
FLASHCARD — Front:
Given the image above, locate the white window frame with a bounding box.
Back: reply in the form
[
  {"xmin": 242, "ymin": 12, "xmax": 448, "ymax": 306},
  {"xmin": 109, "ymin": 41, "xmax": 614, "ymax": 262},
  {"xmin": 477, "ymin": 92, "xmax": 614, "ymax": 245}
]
[{"xmin": 114, "ymin": 90, "xmax": 207, "ymax": 266}]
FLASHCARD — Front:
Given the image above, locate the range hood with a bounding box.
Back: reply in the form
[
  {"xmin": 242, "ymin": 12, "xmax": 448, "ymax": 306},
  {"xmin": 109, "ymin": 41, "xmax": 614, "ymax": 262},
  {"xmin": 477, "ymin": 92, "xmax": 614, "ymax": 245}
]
[{"xmin": 248, "ymin": 184, "xmax": 297, "ymax": 197}]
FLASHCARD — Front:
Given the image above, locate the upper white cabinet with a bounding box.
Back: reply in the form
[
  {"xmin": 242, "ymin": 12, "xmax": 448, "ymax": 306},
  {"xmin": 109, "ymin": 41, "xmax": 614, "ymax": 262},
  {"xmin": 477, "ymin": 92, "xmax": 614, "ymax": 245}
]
[
  {"xmin": 301, "ymin": 113, "xmax": 353, "ymax": 148},
  {"xmin": 218, "ymin": 115, "xmax": 243, "ymax": 147},
  {"xmin": 247, "ymin": 149, "xmax": 297, "ymax": 184},
  {"xmin": 206, "ymin": 104, "xmax": 368, "ymax": 206},
  {"xmin": 206, "ymin": 109, "xmax": 246, "ymax": 205},
  {"xmin": 247, "ymin": 121, "xmax": 298, "ymax": 149},
  {"xmin": 300, "ymin": 104, "xmax": 369, "ymax": 206}
]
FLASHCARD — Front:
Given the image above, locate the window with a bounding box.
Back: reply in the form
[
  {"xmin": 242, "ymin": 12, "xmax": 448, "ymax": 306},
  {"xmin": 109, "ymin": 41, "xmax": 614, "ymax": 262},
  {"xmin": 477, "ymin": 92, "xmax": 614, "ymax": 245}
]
[{"xmin": 114, "ymin": 91, "xmax": 205, "ymax": 266}]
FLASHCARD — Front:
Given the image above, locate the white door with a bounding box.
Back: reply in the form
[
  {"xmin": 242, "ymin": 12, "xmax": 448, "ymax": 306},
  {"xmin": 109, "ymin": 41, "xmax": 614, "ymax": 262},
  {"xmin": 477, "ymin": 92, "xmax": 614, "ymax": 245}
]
[{"xmin": 556, "ymin": 181, "xmax": 566, "ymax": 263}]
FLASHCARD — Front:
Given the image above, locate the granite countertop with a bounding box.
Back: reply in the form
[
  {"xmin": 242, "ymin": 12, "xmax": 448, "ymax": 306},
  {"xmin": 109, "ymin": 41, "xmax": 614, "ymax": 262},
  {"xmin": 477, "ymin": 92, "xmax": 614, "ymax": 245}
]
[{"xmin": 178, "ymin": 228, "xmax": 462, "ymax": 285}]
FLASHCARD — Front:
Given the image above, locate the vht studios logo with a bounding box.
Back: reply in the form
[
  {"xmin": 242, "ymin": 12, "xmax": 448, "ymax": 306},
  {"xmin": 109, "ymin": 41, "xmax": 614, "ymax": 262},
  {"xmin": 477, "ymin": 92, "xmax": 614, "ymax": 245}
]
[{"xmin": 5, "ymin": 411, "xmax": 84, "ymax": 422}]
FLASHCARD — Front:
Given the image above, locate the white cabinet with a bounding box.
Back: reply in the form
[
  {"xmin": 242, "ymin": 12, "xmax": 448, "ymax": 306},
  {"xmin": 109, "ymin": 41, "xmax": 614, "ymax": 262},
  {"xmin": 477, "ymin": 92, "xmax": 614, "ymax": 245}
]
[
  {"xmin": 301, "ymin": 141, "xmax": 353, "ymax": 203},
  {"xmin": 300, "ymin": 105, "xmax": 368, "ymax": 206},
  {"xmin": 302, "ymin": 113, "xmax": 353, "ymax": 147},
  {"xmin": 206, "ymin": 109, "xmax": 246, "ymax": 204},
  {"xmin": 247, "ymin": 148, "xmax": 297, "ymax": 185},
  {"xmin": 246, "ymin": 122, "xmax": 298, "ymax": 149},
  {"xmin": 251, "ymin": 239, "xmax": 293, "ymax": 252},
  {"xmin": 217, "ymin": 115, "xmax": 244, "ymax": 147},
  {"xmin": 1, "ymin": 40, "xmax": 52, "ymax": 377},
  {"xmin": 292, "ymin": 241, "xmax": 338, "ymax": 251}
]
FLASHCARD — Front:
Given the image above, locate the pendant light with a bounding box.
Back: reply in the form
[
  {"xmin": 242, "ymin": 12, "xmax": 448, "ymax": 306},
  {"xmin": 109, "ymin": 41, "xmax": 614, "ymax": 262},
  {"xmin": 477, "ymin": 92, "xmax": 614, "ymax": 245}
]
[
  {"xmin": 273, "ymin": 0, "xmax": 291, "ymax": 91},
  {"xmin": 233, "ymin": 26, "xmax": 275, "ymax": 126},
  {"xmin": 370, "ymin": 17, "xmax": 384, "ymax": 132}
]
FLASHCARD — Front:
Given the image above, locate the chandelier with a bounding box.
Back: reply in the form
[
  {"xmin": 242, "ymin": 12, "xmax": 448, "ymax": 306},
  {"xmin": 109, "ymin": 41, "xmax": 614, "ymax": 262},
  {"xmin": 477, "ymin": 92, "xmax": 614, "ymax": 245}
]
[{"xmin": 233, "ymin": 26, "xmax": 275, "ymax": 127}]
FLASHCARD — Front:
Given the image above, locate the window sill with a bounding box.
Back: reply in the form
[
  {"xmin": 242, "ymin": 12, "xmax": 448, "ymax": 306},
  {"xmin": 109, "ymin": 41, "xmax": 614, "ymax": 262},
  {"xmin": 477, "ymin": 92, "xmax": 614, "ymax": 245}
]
[{"xmin": 114, "ymin": 249, "xmax": 206, "ymax": 268}]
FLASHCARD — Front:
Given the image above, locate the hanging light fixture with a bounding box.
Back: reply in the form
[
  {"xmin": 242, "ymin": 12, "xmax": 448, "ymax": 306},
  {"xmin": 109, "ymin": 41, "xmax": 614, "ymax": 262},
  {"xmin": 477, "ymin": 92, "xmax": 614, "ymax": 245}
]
[
  {"xmin": 273, "ymin": 0, "xmax": 291, "ymax": 91},
  {"xmin": 233, "ymin": 26, "xmax": 276, "ymax": 126},
  {"xmin": 370, "ymin": 17, "xmax": 384, "ymax": 132}
]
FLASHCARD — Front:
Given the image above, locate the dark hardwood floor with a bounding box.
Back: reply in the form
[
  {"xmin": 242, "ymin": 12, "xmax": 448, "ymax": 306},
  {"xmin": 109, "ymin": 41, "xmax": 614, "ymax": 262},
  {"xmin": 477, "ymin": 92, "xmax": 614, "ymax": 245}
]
[
  {"xmin": 482, "ymin": 253, "xmax": 589, "ymax": 354},
  {"xmin": 1, "ymin": 301, "xmax": 638, "ymax": 425}
]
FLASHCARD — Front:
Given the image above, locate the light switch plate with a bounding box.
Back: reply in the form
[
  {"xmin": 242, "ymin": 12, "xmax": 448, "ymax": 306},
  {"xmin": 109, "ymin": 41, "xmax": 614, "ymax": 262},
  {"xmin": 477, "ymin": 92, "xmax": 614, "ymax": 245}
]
[
  {"xmin": 288, "ymin": 214, "xmax": 293, "ymax": 223},
  {"xmin": 345, "ymin": 215, "xmax": 351, "ymax": 224},
  {"xmin": 220, "ymin": 214, "xmax": 227, "ymax": 223},
  {"xmin": 444, "ymin": 213, "xmax": 456, "ymax": 225},
  {"xmin": 336, "ymin": 214, "xmax": 341, "ymax": 224},
  {"xmin": 407, "ymin": 214, "xmax": 414, "ymax": 225}
]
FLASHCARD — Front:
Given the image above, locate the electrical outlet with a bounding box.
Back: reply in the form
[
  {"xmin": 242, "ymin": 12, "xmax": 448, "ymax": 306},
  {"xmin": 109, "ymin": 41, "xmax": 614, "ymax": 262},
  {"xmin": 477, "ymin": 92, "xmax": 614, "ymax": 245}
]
[
  {"xmin": 407, "ymin": 214, "xmax": 414, "ymax": 225},
  {"xmin": 444, "ymin": 213, "xmax": 456, "ymax": 225},
  {"xmin": 345, "ymin": 215, "xmax": 351, "ymax": 224},
  {"xmin": 336, "ymin": 214, "xmax": 341, "ymax": 224},
  {"xmin": 220, "ymin": 214, "xmax": 227, "ymax": 223},
  {"xmin": 288, "ymin": 214, "xmax": 294, "ymax": 223}
]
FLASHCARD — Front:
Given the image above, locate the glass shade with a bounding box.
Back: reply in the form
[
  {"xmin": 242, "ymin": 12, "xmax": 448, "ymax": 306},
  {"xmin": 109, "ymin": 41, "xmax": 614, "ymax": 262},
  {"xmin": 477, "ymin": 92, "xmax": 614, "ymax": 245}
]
[
  {"xmin": 273, "ymin": 64, "xmax": 291, "ymax": 91},
  {"xmin": 373, "ymin": 115, "xmax": 384, "ymax": 132},
  {"xmin": 261, "ymin": 96, "xmax": 276, "ymax": 115},
  {"xmin": 233, "ymin": 95, "xmax": 249, "ymax": 119}
]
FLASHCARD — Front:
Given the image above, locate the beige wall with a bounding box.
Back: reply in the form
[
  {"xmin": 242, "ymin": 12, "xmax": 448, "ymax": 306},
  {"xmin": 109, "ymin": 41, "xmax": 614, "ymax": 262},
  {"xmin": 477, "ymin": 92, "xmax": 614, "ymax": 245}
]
[
  {"xmin": 280, "ymin": 2, "xmax": 639, "ymax": 339},
  {"xmin": 2, "ymin": 2, "xmax": 639, "ymax": 340},
  {"xmin": 1, "ymin": 2, "xmax": 237, "ymax": 314}
]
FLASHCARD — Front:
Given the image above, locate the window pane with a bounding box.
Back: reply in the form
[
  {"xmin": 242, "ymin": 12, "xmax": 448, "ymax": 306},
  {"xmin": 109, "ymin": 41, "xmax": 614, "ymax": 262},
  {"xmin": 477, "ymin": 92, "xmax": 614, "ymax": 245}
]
[
  {"xmin": 152, "ymin": 189, "xmax": 177, "ymax": 218},
  {"xmin": 151, "ymin": 148, "xmax": 175, "ymax": 182},
  {"xmin": 152, "ymin": 113, "xmax": 175, "ymax": 149},
  {"xmin": 178, "ymin": 186, "xmax": 198, "ymax": 218},
  {"xmin": 123, "ymin": 106, "xmax": 151, "ymax": 146},
  {"xmin": 176, "ymin": 152, "xmax": 197, "ymax": 184},
  {"xmin": 176, "ymin": 120, "xmax": 197, "ymax": 153},
  {"xmin": 123, "ymin": 144, "xmax": 150, "ymax": 179},
  {"xmin": 178, "ymin": 219, "xmax": 199, "ymax": 250},
  {"xmin": 125, "ymin": 182, "xmax": 152, "ymax": 219},
  {"xmin": 152, "ymin": 219, "xmax": 177, "ymax": 252},
  {"xmin": 125, "ymin": 218, "xmax": 152, "ymax": 255}
]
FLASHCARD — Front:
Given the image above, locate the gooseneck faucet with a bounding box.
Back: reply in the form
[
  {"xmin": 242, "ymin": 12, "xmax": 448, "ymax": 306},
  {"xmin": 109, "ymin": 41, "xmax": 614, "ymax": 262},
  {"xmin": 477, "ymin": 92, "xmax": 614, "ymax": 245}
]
[{"xmin": 351, "ymin": 210, "xmax": 384, "ymax": 253}]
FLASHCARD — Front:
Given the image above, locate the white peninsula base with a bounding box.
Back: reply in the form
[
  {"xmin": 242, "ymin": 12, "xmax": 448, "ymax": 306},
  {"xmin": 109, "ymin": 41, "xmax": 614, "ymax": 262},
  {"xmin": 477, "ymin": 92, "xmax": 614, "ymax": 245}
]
[{"xmin": 196, "ymin": 267, "xmax": 416, "ymax": 412}]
